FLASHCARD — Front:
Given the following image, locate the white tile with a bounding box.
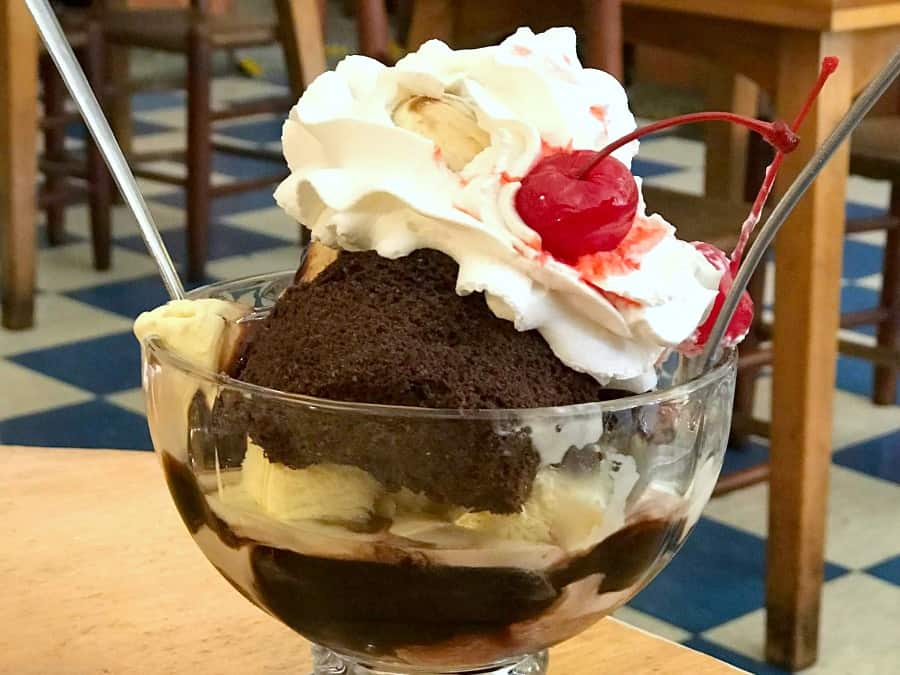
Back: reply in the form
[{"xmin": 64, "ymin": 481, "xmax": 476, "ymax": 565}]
[
  {"xmin": 212, "ymin": 77, "xmax": 289, "ymax": 106},
  {"xmin": 36, "ymin": 243, "xmax": 161, "ymax": 293},
  {"xmin": 221, "ymin": 206, "xmax": 300, "ymax": 242},
  {"xmin": 762, "ymin": 260, "xmax": 775, "ymax": 307},
  {"xmin": 838, "ymin": 328, "xmax": 876, "ymax": 348},
  {"xmin": 747, "ymin": 374, "xmax": 900, "ymax": 450},
  {"xmin": 703, "ymin": 574, "xmax": 900, "ymax": 674},
  {"xmin": 137, "ymin": 177, "xmax": 177, "ymax": 198},
  {"xmin": 63, "ymin": 202, "xmax": 184, "ymax": 240},
  {"xmin": 853, "ymin": 273, "xmax": 883, "ymax": 291},
  {"xmin": 0, "ymin": 359, "xmax": 93, "ymax": 421},
  {"xmin": 106, "ymin": 388, "xmax": 147, "ymax": 416},
  {"xmin": 132, "ymin": 106, "xmax": 185, "ymax": 129},
  {"xmin": 848, "ymin": 229, "xmax": 888, "ymax": 247},
  {"xmin": 643, "ymin": 168, "xmax": 704, "ymax": 196},
  {"xmin": 613, "ymin": 606, "xmax": 692, "ymax": 643},
  {"xmin": 206, "ymin": 245, "xmax": 302, "ymax": 281},
  {"xmin": 132, "ymin": 159, "xmax": 233, "ymax": 187},
  {"xmin": 637, "ymin": 136, "xmax": 705, "ymax": 170},
  {"xmin": 705, "ymin": 465, "xmax": 900, "ymax": 569},
  {"xmin": 132, "ymin": 130, "xmax": 187, "ymax": 154},
  {"xmin": 846, "ymin": 175, "xmax": 891, "ymax": 210},
  {"xmin": 0, "ymin": 294, "xmax": 132, "ymax": 358}
]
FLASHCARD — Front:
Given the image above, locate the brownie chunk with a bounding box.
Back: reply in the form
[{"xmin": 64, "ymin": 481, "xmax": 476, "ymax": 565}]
[{"xmin": 216, "ymin": 249, "xmax": 622, "ymax": 513}]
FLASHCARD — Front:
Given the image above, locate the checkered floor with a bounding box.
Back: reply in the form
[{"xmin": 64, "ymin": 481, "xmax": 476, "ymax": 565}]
[{"xmin": 1, "ymin": 76, "xmax": 898, "ymax": 674}]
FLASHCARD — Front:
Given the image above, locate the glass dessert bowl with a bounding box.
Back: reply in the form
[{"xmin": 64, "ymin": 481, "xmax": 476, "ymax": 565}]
[{"xmin": 140, "ymin": 271, "xmax": 737, "ymax": 675}]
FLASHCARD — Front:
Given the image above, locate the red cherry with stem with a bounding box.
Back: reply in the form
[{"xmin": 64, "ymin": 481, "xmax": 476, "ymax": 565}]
[
  {"xmin": 685, "ymin": 243, "xmax": 754, "ymax": 353},
  {"xmin": 514, "ymin": 150, "xmax": 638, "ymax": 264},
  {"xmin": 515, "ymin": 114, "xmax": 800, "ymax": 265}
]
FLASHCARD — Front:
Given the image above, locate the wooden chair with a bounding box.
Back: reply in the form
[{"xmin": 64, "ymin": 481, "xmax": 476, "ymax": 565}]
[
  {"xmin": 100, "ymin": 0, "xmax": 326, "ymax": 280},
  {"xmin": 39, "ymin": 10, "xmax": 112, "ymax": 270}
]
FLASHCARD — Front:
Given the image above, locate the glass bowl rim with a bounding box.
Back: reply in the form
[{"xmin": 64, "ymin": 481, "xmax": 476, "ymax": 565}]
[{"xmin": 140, "ymin": 270, "xmax": 737, "ymax": 420}]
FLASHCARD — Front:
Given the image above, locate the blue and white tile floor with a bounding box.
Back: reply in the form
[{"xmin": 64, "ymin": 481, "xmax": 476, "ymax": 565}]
[{"xmin": 1, "ymin": 78, "xmax": 898, "ymax": 673}]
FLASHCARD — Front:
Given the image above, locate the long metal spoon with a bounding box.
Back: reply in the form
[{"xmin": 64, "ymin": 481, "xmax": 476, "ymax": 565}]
[
  {"xmin": 25, "ymin": 0, "xmax": 185, "ymax": 300},
  {"xmin": 701, "ymin": 49, "xmax": 900, "ymax": 371}
]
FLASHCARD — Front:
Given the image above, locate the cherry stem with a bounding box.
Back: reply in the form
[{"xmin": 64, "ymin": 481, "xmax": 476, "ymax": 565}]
[
  {"xmin": 577, "ymin": 112, "xmax": 798, "ymax": 179},
  {"xmin": 730, "ymin": 56, "xmax": 840, "ymax": 269}
]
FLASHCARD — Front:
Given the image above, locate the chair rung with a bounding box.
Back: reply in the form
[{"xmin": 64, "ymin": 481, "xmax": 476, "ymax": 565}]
[
  {"xmin": 840, "ymin": 307, "xmax": 890, "ymax": 328},
  {"xmin": 210, "ymin": 173, "xmax": 289, "ymax": 197},
  {"xmin": 845, "ymin": 215, "xmax": 900, "ymax": 233},
  {"xmin": 738, "ymin": 347, "xmax": 773, "ymax": 370},
  {"xmin": 838, "ymin": 339, "xmax": 900, "ymax": 368},
  {"xmin": 40, "ymin": 110, "xmax": 81, "ymax": 130},
  {"xmin": 129, "ymin": 149, "xmax": 186, "ymax": 164},
  {"xmin": 713, "ymin": 462, "xmax": 770, "ymax": 497},
  {"xmin": 131, "ymin": 167, "xmax": 187, "ymax": 187},
  {"xmin": 38, "ymin": 185, "xmax": 88, "ymax": 208},
  {"xmin": 39, "ymin": 156, "xmax": 88, "ymax": 179},
  {"xmin": 210, "ymin": 98, "xmax": 294, "ymax": 122},
  {"xmin": 211, "ymin": 141, "xmax": 280, "ymax": 162}
]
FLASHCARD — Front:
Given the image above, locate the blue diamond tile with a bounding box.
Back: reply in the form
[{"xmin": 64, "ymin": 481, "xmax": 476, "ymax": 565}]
[
  {"xmin": 840, "ymin": 285, "xmax": 880, "ymax": 336},
  {"xmin": 116, "ymin": 222, "xmax": 286, "ymax": 265},
  {"xmin": 834, "ymin": 431, "xmax": 900, "ymax": 484},
  {"xmin": 842, "ymin": 240, "xmax": 884, "ymax": 280},
  {"xmin": 866, "ymin": 555, "xmax": 900, "ymax": 586},
  {"xmin": 132, "ymin": 90, "xmax": 184, "ymax": 112},
  {"xmin": 216, "ymin": 116, "xmax": 284, "ymax": 144},
  {"xmin": 66, "ymin": 117, "xmax": 172, "ymax": 141},
  {"xmin": 37, "ymin": 224, "xmax": 84, "ymax": 249},
  {"xmin": 632, "ymin": 157, "xmax": 682, "ymax": 179},
  {"xmin": 835, "ymin": 354, "xmax": 900, "ymax": 401},
  {"xmin": 846, "ymin": 201, "xmax": 887, "ymax": 220},
  {"xmin": 65, "ymin": 274, "xmax": 216, "ymax": 320},
  {"xmin": 212, "ymin": 152, "xmax": 283, "ymax": 179},
  {"xmin": 682, "ymin": 637, "xmax": 790, "ymax": 675},
  {"xmin": 151, "ymin": 187, "xmax": 277, "ymax": 217},
  {"xmin": 722, "ymin": 440, "xmax": 769, "ymax": 475},
  {"xmin": 10, "ymin": 332, "xmax": 141, "ymax": 395},
  {"xmin": 627, "ymin": 517, "xmax": 848, "ymax": 633},
  {"xmin": 0, "ymin": 399, "xmax": 151, "ymax": 450}
]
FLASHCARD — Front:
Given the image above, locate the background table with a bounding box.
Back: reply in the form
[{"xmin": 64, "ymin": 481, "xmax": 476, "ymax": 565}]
[
  {"xmin": 0, "ymin": 445, "xmax": 742, "ymax": 674},
  {"xmin": 621, "ymin": 2, "xmax": 900, "ymax": 670},
  {"xmin": 0, "ymin": 0, "xmax": 38, "ymax": 330}
]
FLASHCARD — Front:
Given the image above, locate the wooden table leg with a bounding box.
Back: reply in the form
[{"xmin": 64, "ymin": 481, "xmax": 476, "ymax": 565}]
[
  {"xmin": 406, "ymin": 0, "xmax": 455, "ymax": 50},
  {"xmin": 705, "ymin": 68, "xmax": 759, "ymax": 201},
  {"xmin": 357, "ymin": 0, "xmax": 392, "ymax": 64},
  {"xmin": 765, "ymin": 30, "xmax": 853, "ymax": 670},
  {"xmin": 0, "ymin": 1, "xmax": 39, "ymax": 330},
  {"xmin": 279, "ymin": 0, "xmax": 328, "ymax": 93}
]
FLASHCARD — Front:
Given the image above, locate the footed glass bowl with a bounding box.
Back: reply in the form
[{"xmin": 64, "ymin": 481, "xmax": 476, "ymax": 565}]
[{"xmin": 140, "ymin": 271, "xmax": 736, "ymax": 675}]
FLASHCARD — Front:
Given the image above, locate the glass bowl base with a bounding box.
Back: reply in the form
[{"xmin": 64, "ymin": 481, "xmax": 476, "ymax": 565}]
[{"xmin": 310, "ymin": 645, "xmax": 549, "ymax": 675}]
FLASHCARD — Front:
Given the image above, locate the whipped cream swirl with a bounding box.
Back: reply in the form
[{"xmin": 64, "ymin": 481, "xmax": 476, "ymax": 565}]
[{"xmin": 275, "ymin": 27, "xmax": 720, "ymax": 392}]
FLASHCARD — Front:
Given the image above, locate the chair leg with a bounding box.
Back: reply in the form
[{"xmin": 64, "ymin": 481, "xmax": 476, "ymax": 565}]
[
  {"xmin": 731, "ymin": 262, "xmax": 768, "ymax": 445},
  {"xmin": 873, "ymin": 185, "xmax": 900, "ymax": 405},
  {"xmin": 583, "ymin": 0, "xmax": 624, "ymax": 82},
  {"xmin": 186, "ymin": 21, "xmax": 213, "ymax": 282},
  {"xmin": 84, "ymin": 19, "xmax": 112, "ymax": 271},
  {"xmin": 39, "ymin": 55, "xmax": 67, "ymax": 246},
  {"xmin": 277, "ymin": 0, "xmax": 328, "ymax": 95},
  {"xmin": 357, "ymin": 0, "xmax": 392, "ymax": 64}
]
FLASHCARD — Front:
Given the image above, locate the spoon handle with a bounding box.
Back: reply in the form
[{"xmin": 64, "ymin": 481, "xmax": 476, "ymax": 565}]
[
  {"xmin": 701, "ymin": 49, "xmax": 900, "ymax": 370},
  {"xmin": 25, "ymin": 0, "xmax": 185, "ymax": 300}
]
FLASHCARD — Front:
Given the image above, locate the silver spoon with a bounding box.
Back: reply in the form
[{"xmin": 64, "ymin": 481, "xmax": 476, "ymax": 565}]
[
  {"xmin": 700, "ymin": 49, "xmax": 900, "ymax": 371},
  {"xmin": 25, "ymin": 0, "xmax": 185, "ymax": 300}
]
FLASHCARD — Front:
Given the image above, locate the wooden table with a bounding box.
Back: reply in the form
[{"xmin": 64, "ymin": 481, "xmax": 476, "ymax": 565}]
[
  {"xmin": 0, "ymin": 445, "xmax": 742, "ymax": 674},
  {"xmin": 620, "ymin": 5, "xmax": 900, "ymax": 670},
  {"xmin": 0, "ymin": 1, "xmax": 38, "ymax": 330}
]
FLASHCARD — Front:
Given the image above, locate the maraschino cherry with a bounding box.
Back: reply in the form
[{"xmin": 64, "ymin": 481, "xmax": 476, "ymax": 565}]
[{"xmin": 514, "ymin": 56, "xmax": 839, "ymax": 350}]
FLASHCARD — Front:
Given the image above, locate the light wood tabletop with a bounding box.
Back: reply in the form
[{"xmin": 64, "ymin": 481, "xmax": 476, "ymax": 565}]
[{"xmin": 0, "ymin": 445, "xmax": 743, "ymax": 674}]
